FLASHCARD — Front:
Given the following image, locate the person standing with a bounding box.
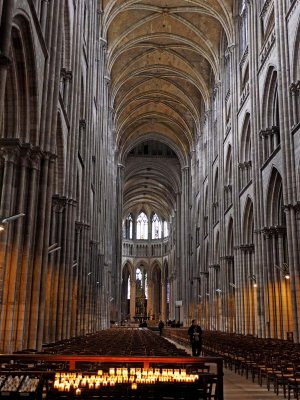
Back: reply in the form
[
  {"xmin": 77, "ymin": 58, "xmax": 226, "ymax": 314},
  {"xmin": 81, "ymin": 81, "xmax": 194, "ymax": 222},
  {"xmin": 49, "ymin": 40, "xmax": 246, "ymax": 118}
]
[
  {"xmin": 158, "ymin": 320, "xmax": 164, "ymax": 336},
  {"xmin": 188, "ymin": 319, "xmax": 203, "ymax": 356}
]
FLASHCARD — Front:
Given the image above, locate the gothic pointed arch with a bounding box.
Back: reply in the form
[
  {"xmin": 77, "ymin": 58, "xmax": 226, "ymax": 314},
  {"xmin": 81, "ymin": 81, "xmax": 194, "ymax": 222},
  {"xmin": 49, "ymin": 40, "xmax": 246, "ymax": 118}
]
[
  {"xmin": 54, "ymin": 112, "xmax": 65, "ymax": 195},
  {"xmin": 213, "ymin": 168, "xmax": 219, "ymax": 224},
  {"xmin": 224, "ymin": 145, "xmax": 232, "ymax": 209},
  {"xmin": 263, "ymin": 168, "xmax": 291, "ymax": 339},
  {"xmin": 291, "ymin": 18, "xmax": 300, "ymax": 125},
  {"xmin": 136, "ymin": 210, "xmax": 148, "ymax": 240},
  {"xmin": 2, "ymin": 14, "xmax": 38, "ymax": 143},
  {"xmin": 121, "ymin": 261, "xmax": 134, "ymax": 321},
  {"xmin": 226, "ymin": 217, "xmax": 234, "ymax": 256},
  {"xmin": 240, "ymin": 113, "xmax": 251, "ymax": 163},
  {"xmin": 266, "ymin": 167, "xmax": 285, "ymax": 227},
  {"xmin": 243, "ymin": 196, "xmax": 254, "ymax": 245},
  {"xmin": 62, "ymin": 1, "xmax": 72, "ymax": 70},
  {"xmin": 261, "ymin": 67, "xmax": 280, "ymax": 161},
  {"xmin": 204, "ymin": 184, "xmax": 208, "ymax": 236},
  {"xmin": 239, "ymin": 113, "xmax": 252, "ymax": 190}
]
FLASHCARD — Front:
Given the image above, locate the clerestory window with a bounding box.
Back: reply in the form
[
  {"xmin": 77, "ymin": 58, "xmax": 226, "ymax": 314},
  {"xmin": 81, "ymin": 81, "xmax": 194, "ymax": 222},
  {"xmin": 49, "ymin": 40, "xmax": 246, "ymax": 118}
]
[
  {"xmin": 152, "ymin": 213, "xmax": 162, "ymax": 239},
  {"xmin": 136, "ymin": 212, "xmax": 148, "ymax": 239}
]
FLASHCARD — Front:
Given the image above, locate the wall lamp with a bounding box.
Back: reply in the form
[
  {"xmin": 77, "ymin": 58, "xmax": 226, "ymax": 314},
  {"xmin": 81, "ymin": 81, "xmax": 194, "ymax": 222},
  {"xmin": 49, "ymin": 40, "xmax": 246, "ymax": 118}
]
[
  {"xmin": 248, "ymin": 274, "xmax": 257, "ymax": 287},
  {"xmin": 216, "ymin": 288, "xmax": 222, "ymax": 293},
  {"xmin": 48, "ymin": 243, "xmax": 61, "ymax": 254},
  {"xmin": 274, "ymin": 263, "xmax": 290, "ymax": 279},
  {"xmin": 229, "ymin": 282, "xmax": 236, "ymax": 288},
  {"xmin": 0, "ymin": 213, "xmax": 25, "ymax": 231}
]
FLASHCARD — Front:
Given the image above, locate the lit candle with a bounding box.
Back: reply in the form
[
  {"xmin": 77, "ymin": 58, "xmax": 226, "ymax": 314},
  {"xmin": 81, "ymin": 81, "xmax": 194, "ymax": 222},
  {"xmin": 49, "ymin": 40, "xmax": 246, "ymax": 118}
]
[
  {"xmin": 131, "ymin": 383, "xmax": 137, "ymax": 390},
  {"xmin": 76, "ymin": 388, "xmax": 81, "ymax": 396},
  {"xmin": 109, "ymin": 368, "xmax": 115, "ymax": 376},
  {"xmin": 54, "ymin": 380, "xmax": 59, "ymax": 389},
  {"xmin": 97, "ymin": 370, "xmax": 103, "ymax": 376}
]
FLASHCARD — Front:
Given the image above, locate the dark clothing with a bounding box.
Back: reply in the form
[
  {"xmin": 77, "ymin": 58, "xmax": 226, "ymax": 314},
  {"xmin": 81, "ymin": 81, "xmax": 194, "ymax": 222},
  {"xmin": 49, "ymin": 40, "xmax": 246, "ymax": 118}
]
[
  {"xmin": 188, "ymin": 324, "xmax": 202, "ymax": 356},
  {"xmin": 158, "ymin": 321, "xmax": 164, "ymax": 335}
]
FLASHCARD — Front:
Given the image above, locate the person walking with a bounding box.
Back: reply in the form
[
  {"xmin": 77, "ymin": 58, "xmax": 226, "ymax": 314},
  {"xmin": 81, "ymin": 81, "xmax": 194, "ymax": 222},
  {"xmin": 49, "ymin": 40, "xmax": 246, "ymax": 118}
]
[
  {"xmin": 158, "ymin": 320, "xmax": 164, "ymax": 336},
  {"xmin": 188, "ymin": 319, "xmax": 202, "ymax": 356}
]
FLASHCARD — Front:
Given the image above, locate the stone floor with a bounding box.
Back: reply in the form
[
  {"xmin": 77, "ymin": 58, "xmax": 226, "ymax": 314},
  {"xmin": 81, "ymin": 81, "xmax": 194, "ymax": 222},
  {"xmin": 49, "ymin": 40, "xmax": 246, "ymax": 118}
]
[
  {"xmin": 223, "ymin": 368, "xmax": 285, "ymax": 400},
  {"xmin": 165, "ymin": 336, "xmax": 285, "ymax": 400}
]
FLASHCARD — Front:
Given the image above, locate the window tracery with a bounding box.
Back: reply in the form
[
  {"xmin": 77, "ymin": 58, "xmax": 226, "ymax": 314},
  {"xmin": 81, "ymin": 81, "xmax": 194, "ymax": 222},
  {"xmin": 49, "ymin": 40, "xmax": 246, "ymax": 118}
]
[{"xmin": 137, "ymin": 212, "xmax": 148, "ymax": 239}]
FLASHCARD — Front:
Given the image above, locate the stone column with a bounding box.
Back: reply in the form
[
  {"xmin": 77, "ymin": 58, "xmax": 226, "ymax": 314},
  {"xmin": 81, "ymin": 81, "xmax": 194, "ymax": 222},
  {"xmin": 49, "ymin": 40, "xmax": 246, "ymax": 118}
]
[
  {"xmin": 181, "ymin": 166, "xmax": 190, "ymax": 325},
  {"xmin": 286, "ymin": 205, "xmax": 300, "ymax": 341},
  {"xmin": 63, "ymin": 71, "xmax": 72, "ymax": 111},
  {"xmin": 161, "ymin": 280, "xmax": 167, "ymax": 322},
  {"xmin": 247, "ymin": 0, "xmax": 266, "ymax": 338},
  {"xmin": 147, "ymin": 279, "xmax": 153, "ymax": 319},
  {"xmin": 130, "ymin": 278, "xmax": 136, "ymax": 321},
  {"xmin": 15, "ymin": 150, "xmax": 41, "ymax": 350},
  {"xmin": 115, "ymin": 163, "xmax": 124, "ymax": 322},
  {"xmin": 45, "ymin": 195, "xmax": 67, "ymax": 343},
  {"xmin": 26, "ymin": 153, "xmax": 51, "ymax": 349},
  {"xmin": 40, "ymin": 0, "xmax": 50, "ymax": 35},
  {"xmin": 289, "ymin": 82, "xmax": 300, "ymax": 126},
  {"xmin": 1, "ymin": 148, "xmax": 28, "ymax": 352}
]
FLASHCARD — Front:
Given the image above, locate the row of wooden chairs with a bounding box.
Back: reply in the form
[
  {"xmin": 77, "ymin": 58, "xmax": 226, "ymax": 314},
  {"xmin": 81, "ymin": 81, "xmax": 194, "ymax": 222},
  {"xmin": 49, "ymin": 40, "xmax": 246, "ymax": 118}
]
[
  {"xmin": 40, "ymin": 328, "xmax": 188, "ymax": 357},
  {"xmin": 201, "ymin": 331, "xmax": 300, "ymax": 399}
]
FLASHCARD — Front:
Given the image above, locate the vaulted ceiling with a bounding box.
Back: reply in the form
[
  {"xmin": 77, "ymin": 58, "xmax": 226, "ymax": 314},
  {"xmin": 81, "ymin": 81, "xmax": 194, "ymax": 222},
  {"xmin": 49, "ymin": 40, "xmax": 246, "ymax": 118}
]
[{"xmin": 102, "ymin": 0, "xmax": 234, "ymax": 221}]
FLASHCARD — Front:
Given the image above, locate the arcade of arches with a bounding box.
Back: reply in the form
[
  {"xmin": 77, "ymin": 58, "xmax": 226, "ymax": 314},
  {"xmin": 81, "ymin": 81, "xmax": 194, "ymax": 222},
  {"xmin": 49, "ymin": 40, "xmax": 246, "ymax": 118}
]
[{"xmin": 0, "ymin": 0, "xmax": 300, "ymax": 353}]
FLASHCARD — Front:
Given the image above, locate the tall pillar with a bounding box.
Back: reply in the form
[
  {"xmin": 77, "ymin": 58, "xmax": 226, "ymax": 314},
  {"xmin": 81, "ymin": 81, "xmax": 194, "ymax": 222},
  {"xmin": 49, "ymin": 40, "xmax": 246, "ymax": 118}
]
[
  {"xmin": 15, "ymin": 150, "xmax": 40, "ymax": 350},
  {"xmin": 147, "ymin": 280, "xmax": 153, "ymax": 319},
  {"xmin": 130, "ymin": 279, "xmax": 136, "ymax": 321},
  {"xmin": 161, "ymin": 281, "xmax": 167, "ymax": 322},
  {"xmin": 115, "ymin": 164, "xmax": 124, "ymax": 321},
  {"xmin": 181, "ymin": 166, "xmax": 190, "ymax": 325}
]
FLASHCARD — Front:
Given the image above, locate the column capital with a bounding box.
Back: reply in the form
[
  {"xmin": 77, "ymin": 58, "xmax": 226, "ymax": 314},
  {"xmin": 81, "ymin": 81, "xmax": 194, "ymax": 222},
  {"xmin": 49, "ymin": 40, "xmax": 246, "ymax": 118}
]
[
  {"xmin": 52, "ymin": 195, "xmax": 68, "ymax": 213},
  {"xmin": 99, "ymin": 37, "xmax": 107, "ymax": 48},
  {"xmin": 290, "ymin": 81, "xmax": 300, "ymax": 96},
  {"xmin": 79, "ymin": 119, "xmax": 86, "ymax": 129}
]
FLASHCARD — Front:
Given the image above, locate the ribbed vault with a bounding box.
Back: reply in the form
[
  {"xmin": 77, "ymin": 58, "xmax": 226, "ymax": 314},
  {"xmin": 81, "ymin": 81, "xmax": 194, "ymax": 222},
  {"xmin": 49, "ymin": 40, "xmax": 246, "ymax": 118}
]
[{"xmin": 103, "ymin": 0, "xmax": 233, "ymax": 220}]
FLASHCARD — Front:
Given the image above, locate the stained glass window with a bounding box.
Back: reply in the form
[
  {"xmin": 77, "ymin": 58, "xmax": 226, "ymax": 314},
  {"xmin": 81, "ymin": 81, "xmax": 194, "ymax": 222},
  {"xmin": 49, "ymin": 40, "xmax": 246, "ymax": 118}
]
[
  {"xmin": 136, "ymin": 212, "xmax": 148, "ymax": 239},
  {"xmin": 152, "ymin": 213, "xmax": 162, "ymax": 239}
]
